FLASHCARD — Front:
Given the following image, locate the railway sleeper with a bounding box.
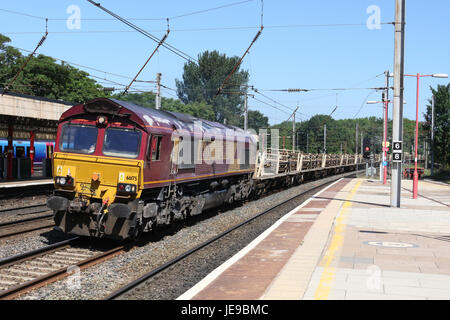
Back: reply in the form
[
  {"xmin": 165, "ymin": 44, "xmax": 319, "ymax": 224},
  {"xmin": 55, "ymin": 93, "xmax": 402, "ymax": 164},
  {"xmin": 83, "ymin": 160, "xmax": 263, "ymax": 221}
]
[
  {"xmin": 0, "ymin": 279, "xmax": 18, "ymax": 285},
  {"xmin": 53, "ymin": 251, "xmax": 94, "ymax": 258},
  {"xmin": 5, "ymin": 268, "xmax": 48, "ymax": 277},
  {"xmin": 0, "ymin": 273, "xmax": 35, "ymax": 281},
  {"xmin": 23, "ymin": 262, "xmax": 60, "ymax": 271},
  {"xmin": 25, "ymin": 263, "xmax": 60, "ymax": 271},
  {"xmin": 14, "ymin": 264, "xmax": 57, "ymax": 273},
  {"xmin": 34, "ymin": 257, "xmax": 70, "ymax": 267},
  {"xmin": 45, "ymin": 255, "xmax": 83, "ymax": 263}
]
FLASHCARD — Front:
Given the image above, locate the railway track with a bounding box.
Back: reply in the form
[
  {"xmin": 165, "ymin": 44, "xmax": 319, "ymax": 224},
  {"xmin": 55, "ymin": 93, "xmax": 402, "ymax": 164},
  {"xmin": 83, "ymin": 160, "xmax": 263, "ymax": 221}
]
[
  {"xmin": 0, "ymin": 215, "xmax": 55, "ymax": 239},
  {"xmin": 0, "ymin": 204, "xmax": 56, "ymax": 239},
  {"xmin": 0, "ymin": 170, "xmax": 363, "ymax": 300},
  {"xmin": 106, "ymin": 172, "xmax": 358, "ymax": 300},
  {"xmin": 0, "ymin": 238, "xmax": 126, "ymax": 300},
  {"xmin": 0, "ymin": 204, "xmax": 49, "ymax": 216}
]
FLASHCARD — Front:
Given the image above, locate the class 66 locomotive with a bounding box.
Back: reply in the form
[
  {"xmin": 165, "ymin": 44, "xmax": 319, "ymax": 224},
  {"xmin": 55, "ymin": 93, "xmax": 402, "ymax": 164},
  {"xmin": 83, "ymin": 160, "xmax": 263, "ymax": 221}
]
[{"xmin": 47, "ymin": 98, "xmax": 257, "ymax": 240}]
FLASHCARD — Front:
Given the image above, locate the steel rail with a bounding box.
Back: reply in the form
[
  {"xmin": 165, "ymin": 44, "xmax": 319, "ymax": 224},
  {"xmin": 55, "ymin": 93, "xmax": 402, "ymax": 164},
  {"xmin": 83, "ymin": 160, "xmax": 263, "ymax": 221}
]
[
  {"xmin": 0, "ymin": 203, "xmax": 48, "ymax": 215},
  {"xmin": 0, "ymin": 214, "xmax": 53, "ymax": 228},
  {"xmin": 106, "ymin": 169, "xmax": 362, "ymax": 299},
  {"xmin": 0, "ymin": 237, "xmax": 129, "ymax": 300},
  {"xmin": 0, "ymin": 238, "xmax": 79, "ymax": 267}
]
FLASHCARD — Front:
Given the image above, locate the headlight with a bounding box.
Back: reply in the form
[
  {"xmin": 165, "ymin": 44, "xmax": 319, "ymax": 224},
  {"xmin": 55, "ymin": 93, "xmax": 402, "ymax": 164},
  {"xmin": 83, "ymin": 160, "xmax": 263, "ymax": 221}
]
[
  {"xmin": 55, "ymin": 176, "xmax": 74, "ymax": 187},
  {"xmin": 117, "ymin": 183, "xmax": 137, "ymax": 195}
]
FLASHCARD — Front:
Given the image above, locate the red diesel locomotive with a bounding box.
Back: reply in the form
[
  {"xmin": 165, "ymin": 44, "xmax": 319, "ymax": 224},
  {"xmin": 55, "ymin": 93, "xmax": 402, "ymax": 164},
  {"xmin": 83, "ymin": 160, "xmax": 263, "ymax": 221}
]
[{"xmin": 47, "ymin": 98, "xmax": 257, "ymax": 239}]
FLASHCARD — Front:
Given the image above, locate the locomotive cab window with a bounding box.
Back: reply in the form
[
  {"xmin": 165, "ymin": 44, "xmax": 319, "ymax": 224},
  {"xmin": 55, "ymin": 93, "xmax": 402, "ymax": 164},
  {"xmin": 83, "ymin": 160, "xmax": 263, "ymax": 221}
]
[
  {"xmin": 150, "ymin": 135, "xmax": 162, "ymax": 161},
  {"xmin": 60, "ymin": 124, "xmax": 98, "ymax": 154},
  {"xmin": 103, "ymin": 128, "xmax": 141, "ymax": 158}
]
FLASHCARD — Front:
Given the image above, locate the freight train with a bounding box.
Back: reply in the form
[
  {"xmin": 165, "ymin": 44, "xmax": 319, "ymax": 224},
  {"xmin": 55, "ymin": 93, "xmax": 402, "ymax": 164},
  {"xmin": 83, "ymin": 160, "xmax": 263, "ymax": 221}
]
[
  {"xmin": 47, "ymin": 98, "xmax": 257, "ymax": 239},
  {"xmin": 47, "ymin": 98, "xmax": 363, "ymax": 240}
]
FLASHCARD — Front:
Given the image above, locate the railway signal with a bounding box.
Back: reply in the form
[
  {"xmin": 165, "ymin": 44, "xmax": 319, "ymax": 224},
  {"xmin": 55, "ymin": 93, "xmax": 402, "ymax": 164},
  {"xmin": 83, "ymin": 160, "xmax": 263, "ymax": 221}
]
[{"xmin": 363, "ymin": 138, "xmax": 371, "ymax": 159}]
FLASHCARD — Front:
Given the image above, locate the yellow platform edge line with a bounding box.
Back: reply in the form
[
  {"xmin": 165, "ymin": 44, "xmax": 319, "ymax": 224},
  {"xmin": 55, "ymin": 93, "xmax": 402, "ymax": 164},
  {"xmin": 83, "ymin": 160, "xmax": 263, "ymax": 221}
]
[{"xmin": 313, "ymin": 179, "xmax": 363, "ymax": 300}]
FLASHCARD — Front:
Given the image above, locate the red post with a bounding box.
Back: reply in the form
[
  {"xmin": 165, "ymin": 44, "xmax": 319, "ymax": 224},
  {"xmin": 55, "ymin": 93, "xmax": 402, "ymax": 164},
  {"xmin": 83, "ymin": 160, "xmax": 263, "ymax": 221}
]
[
  {"xmin": 383, "ymin": 100, "xmax": 388, "ymax": 185},
  {"xmin": 7, "ymin": 125, "xmax": 13, "ymax": 180},
  {"xmin": 413, "ymin": 73, "xmax": 420, "ymax": 199},
  {"xmin": 30, "ymin": 131, "xmax": 35, "ymax": 175}
]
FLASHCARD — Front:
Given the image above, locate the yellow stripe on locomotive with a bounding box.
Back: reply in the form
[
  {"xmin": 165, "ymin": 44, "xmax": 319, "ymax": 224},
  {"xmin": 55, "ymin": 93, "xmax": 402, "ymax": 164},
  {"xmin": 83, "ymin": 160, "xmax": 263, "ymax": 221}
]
[{"xmin": 53, "ymin": 152, "xmax": 144, "ymax": 203}]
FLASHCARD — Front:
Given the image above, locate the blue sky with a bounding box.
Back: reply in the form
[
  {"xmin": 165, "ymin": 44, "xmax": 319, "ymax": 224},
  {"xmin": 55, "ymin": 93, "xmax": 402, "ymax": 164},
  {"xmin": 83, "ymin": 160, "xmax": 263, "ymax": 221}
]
[{"xmin": 1, "ymin": 0, "xmax": 449, "ymax": 125}]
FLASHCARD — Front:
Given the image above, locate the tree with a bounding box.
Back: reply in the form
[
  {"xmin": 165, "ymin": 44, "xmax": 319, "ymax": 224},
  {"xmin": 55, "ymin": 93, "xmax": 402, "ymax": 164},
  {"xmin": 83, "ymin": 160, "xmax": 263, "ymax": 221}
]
[
  {"xmin": 176, "ymin": 50, "xmax": 249, "ymax": 126},
  {"xmin": 0, "ymin": 33, "xmax": 109, "ymax": 103},
  {"xmin": 245, "ymin": 110, "xmax": 269, "ymax": 132},
  {"xmin": 423, "ymin": 84, "xmax": 450, "ymax": 168},
  {"xmin": 270, "ymin": 114, "xmax": 421, "ymax": 154},
  {"xmin": 0, "ymin": 34, "xmax": 22, "ymax": 85},
  {"xmin": 118, "ymin": 91, "xmax": 216, "ymax": 121}
]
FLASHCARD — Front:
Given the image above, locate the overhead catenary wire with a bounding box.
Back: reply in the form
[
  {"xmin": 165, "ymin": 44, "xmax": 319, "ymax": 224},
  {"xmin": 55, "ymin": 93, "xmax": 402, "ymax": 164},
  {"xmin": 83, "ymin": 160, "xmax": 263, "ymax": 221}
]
[
  {"xmin": 216, "ymin": 0, "xmax": 264, "ymax": 96},
  {"xmin": 86, "ymin": 0, "xmax": 198, "ymax": 64},
  {"xmin": 1, "ymin": 1, "xmax": 254, "ymax": 22},
  {"xmin": 264, "ymin": 87, "xmax": 386, "ymax": 92},
  {"xmin": 0, "ymin": 6, "xmax": 393, "ymax": 29},
  {"xmin": 216, "ymin": 25, "xmax": 263, "ymax": 96},
  {"xmin": 252, "ymin": 89, "xmax": 293, "ymax": 112},
  {"xmin": 4, "ymin": 41, "xmax": 390, "ymax": 120},
  {"xmin": 251, "ymin": 96, "xmax": 291, "ymax": 116},
  {"xmin": 3, "ymin": 22, "xmax": 395, "ymax": 35},
  {"xmin": 170, "ymin": 0, "xmax": 254, "ymax": 20},
  {"xmin": 353, "ymin": 90, "xmax": 377, "ymax": 119},
  {"xmin": 0, "ymin": 43, "xmax": 152, "ymax": 95},
  {"xmin": 7, "ymin": 45, "xmax": 159, "ymax": 94},
  {"xmin": 1, "ymin": 3, "xmax": 393, "ymax": 123},
  {"xmin": 120, "ymin": 20, "xmax": 170, "ymax": 97},
  {"xmin": 2, "ymin": 19, "xmax": 48, "ymax": 95},
  {"xmin": 0, "ymin": 8, "xmax": 46, "ymax": 20},
  {"xmin": 10, "ymin": 45, "xmax": 135, "ymax": 80},
  {"xmin": 252, "ymin": 88, "xmax": 311, "ymax": 118},
  {"xmin": 160, "ymin": 87, "xmax": 180, "ymax": 100}
]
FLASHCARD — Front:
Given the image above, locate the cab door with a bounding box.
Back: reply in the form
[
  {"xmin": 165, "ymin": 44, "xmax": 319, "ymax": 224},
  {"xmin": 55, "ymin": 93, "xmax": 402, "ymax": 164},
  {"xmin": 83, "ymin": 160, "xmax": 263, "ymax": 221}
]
[{"xmin": 144, "ymin": 134, "xmax": 170, "ymax": 185}]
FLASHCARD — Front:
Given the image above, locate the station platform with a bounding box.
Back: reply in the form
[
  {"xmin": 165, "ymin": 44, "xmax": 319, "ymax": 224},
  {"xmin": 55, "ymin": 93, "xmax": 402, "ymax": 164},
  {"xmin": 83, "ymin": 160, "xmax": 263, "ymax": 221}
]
[
  {"xmin": 0, "ymin": 178, "xmax": 53, "ymax": 189},
  {"xmin": 178, "ymin": 177, "xmax": 450, "ymax": 300}
]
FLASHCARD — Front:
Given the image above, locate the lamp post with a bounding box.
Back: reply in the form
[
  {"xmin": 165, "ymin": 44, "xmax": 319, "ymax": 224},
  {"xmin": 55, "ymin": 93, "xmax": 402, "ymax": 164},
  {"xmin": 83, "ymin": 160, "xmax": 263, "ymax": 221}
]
[
  {"xmin": 367, "ymin": 100, "xmax": 391, "ymax": 185},
  {"xmin": 404, "ymin": 73, "xmax": 448, "ymax": 199}
]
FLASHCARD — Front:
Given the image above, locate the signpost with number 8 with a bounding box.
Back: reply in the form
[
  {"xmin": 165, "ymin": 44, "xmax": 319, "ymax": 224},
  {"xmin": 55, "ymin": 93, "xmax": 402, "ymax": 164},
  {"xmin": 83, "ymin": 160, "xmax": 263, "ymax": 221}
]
[{"xmin": 393, "ymin": 152, "xmax": 402, "ymax": 162}]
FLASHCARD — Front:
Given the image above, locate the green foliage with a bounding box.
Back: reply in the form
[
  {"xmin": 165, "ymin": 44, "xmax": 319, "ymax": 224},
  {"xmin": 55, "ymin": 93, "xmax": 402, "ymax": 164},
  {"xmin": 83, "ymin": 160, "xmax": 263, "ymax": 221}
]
[
  {"xmin": 176, "ymin": 50, "xmax": 249, "ymax": 126},
  {"xmin": 117, "ymin": 91, "xmax": 216, "ymax": 121},
  {"xmin": 269, "ymin": 114, "xmax": 419, "ymax": 155},
  {"xmin": 245, "ymin": 110, "xmax": 269, "ymax": 132},
  {"xmin": 423, "ymin": 84, "xmax": 450, "ymax": 168},
  {"xmin": 116, "ymin": 92, "xmax": 155, "ymax": 109},
  {"xmin": 0, "ymin": 33, "xmax": 109, "ymax": 103}
]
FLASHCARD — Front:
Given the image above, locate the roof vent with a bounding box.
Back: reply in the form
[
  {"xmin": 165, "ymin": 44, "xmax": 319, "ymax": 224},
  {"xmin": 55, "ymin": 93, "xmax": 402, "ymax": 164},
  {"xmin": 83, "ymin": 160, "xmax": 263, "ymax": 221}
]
[{"xmin": 84, "ymin": 99, "xmax": 121, "ymax": 114}]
